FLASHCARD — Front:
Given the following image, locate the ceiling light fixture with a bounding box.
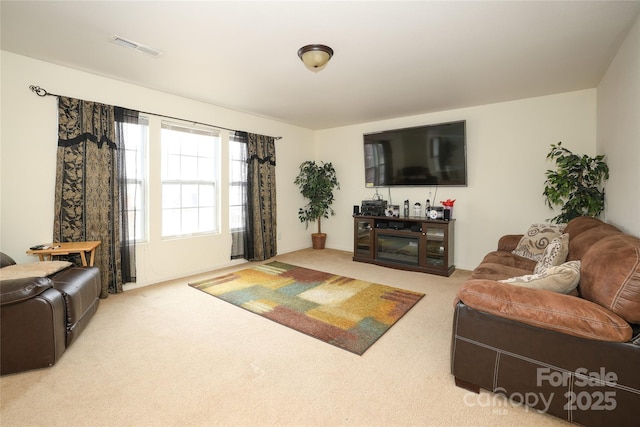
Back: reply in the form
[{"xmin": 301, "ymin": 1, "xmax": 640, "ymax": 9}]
[
  {"xmin": 112, "ymin": 35, "xmax": 163, "ymax": 58},
  {"xmin": 297, "ymin": 44, "xmax": 334, "ymax": 73}
]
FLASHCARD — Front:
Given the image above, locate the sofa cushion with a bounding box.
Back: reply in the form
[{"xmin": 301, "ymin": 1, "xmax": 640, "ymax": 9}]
[
  {"xmin": 457, "ymin": 280, "xmax": 632, "ymax": 342},
  {"xmin": 0, "ymin": 261, "xmax": 73, "ymax": 280},
  {"xmin": 480, "ymin": 251, "xmax": 537, "ymax": 272},
  {"xmin": 470, "ymin": 262, "xmax": 532, "ymax": 281},
  {"xmin": 533, "ymin": 233, "xmax": 569, "ymax": 274},
  {"xmin": 563, "ymin": 216, "xmax": 604, "ymax": 239},
  {"xmin": 580, "ymin": 234, "xmax": 640, "ymax": 324},
  {"xmin": 497, "ymin": 234, "xmax": 525, "ymax": 252},
  {"xmin": 567, "ymin": 223, "xmax": 621, "ymax": 261},
  {"xmin": 500, "ymin": 260, "xmax": 580, "ymax": 294},
  {"xmin": 512, "ymin": 223, "xmax": 565, "ymax": 261}
]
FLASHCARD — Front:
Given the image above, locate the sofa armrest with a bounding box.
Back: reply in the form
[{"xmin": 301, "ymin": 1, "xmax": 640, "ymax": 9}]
[
  {"xmin": 0, "ymin": 277, "xmax": 54, "ymax": 305},
  {"xmin": 50, "ymin": 266, "xmax": 101, "ymax": 346},
  {"xmin": 1, "ymin": 281, "xmax": 66, "ymax": 375},
  {"xmin": 457, "ymin": 279, "xmax": 632, "ymax": 342},
  {"xmin": 497, "ymin": 234, "xmax": 523, "ymax": 252},
  {"xmin": 0, "ymin": 252, "xmax": 17, "ymax": 268}
]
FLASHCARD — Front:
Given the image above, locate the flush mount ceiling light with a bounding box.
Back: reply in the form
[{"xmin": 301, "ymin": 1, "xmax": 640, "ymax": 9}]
[
  {"xmin": 112, "ymin": 35, "xmax": 163, "ymax": 58},
  {"xmin": 297, "ymin": 44, "xmax": 334, "ymax": 72}
]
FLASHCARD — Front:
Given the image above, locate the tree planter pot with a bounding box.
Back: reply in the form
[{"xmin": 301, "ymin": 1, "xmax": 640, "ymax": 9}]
[{"xmin": 312, "ymin": 233, "xmax": 327, "ymax": 249}]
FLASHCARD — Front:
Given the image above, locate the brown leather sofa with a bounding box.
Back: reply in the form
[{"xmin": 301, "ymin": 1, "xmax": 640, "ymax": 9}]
[
  {"xmin": 0, "ymin": 252, "xmax": 101, "ymax": 375},
  {"xmin": 451, "ymin": 217, "xmax": 640, "ymax": 426}
]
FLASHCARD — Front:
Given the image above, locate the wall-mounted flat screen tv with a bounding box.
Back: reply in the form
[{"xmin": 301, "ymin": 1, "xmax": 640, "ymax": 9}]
[{"xmin": 363, "ymin": 120, "xmax": 467, "ymax": 187}]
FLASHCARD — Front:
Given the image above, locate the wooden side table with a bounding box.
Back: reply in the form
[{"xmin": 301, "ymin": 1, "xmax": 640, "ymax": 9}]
[{"xmin": 26, "ymin": 241, "xmax": 102, "ymax": 266}]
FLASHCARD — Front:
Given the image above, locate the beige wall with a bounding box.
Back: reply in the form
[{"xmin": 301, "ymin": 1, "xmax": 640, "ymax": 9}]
[
  {"xmin": 597, "ymin": 15, "xmax": 640, "ymax": 236},
  {"xmin": 0, "ymin": 51, "xmax": 315, "ymax": 285},
  {"xmin": 316, "ymin": 90, "xmax": 597, "ymax": 270}
]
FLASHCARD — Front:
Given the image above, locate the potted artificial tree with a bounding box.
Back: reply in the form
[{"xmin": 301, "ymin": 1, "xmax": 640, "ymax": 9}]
[
  {"xmin": 294, "ymin": 160, "xmax": 340, "ymax": 249},
  {"xmin": 543, "ymin": 142, "xmax": 609, "ymax": 224}
]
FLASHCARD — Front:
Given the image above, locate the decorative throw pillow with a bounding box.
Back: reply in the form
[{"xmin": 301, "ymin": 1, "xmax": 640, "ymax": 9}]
[
  {"xmin": 500, "ymin": 260, "xmax": 580, "ymax": 294},
  {"xmin": 512, "ymin": 223, "xmax": 566, "ymax": 261},
  {"xmin": 533, "ymin": 233, "xmax": 569, "ymax": 274}
]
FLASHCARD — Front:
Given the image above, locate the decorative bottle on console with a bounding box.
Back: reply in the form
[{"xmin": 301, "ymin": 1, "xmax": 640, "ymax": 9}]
[
  {"xmin": 425, "ymin": 199, "xmax": 431, "ymax": 217},
  {"xmin": 404, "ymin": 200, "xmax": 410, "ymax": 217}
]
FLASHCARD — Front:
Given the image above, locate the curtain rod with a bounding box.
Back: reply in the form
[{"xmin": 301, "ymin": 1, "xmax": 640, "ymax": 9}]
[{"xmin": 29, "ymin": 85, "xmax": 282, "ymax": 140}]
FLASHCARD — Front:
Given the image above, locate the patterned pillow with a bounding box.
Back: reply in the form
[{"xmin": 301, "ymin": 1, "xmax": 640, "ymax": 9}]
[
  {"xmin": 512, "ymin": 223, "xmax": 566, "ymax": 261},
  {"xmin": 533, "ymin": 233, "xmax": 569, "ymax": 274},
  {"xmin": 500, "ymin": 260, "xmax": 581, "ymax": 294}
]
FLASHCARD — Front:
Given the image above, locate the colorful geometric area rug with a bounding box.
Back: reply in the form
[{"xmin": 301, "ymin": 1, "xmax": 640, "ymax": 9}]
[{"xmin": 189, "ymin": 261, "xmax": 425, "ymax": 355}]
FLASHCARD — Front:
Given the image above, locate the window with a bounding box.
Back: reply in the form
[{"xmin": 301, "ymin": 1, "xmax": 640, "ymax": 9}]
[
  {"xmin": 161, "ymin": 121, "xmax": 220, "ymax": 238},
  {"xmin": 364, "ymin": 142, "xmax": 387, "ymax": 187},
  {"xmin": 229, "ymin": 133, "xmax": 247, "ymax": 232},
  {"xmin": 123, "ymin": 116, "xmax": 148, "ymax": 242}
]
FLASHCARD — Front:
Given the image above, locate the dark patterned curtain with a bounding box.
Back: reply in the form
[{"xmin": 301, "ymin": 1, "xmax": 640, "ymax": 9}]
[
  {"xmin": 54, "ymin": 97, "xmax": 137, "ymax": 297},
  {"xmin": 231, "ymin": 132, "xmax": 277, "ymax": 261}
]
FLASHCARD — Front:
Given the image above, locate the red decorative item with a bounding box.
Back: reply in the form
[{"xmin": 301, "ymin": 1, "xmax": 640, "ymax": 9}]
[{"xmin": 441, "ymin": 199, "xmax": 456, "ymax": 207}]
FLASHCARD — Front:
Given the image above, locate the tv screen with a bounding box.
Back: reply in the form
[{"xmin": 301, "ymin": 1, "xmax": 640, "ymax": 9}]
[{"xmin": 363, "ymin": 120, "xmax": 467, "ymax": 187}]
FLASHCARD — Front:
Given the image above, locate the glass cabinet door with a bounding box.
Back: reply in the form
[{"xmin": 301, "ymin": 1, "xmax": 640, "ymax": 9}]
[
  {"xmin": 424, "ymin": 224, "xmax": 446, "ymax": 267},
  {"xmin": 355, "ymin": 219, "xmax": 374, "ymax": 258}
]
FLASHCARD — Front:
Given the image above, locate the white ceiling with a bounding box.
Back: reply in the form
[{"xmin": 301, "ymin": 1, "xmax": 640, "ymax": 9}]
[{"xmin": 2, "ymin": 1, "xmax": 639, "ymax": 130}]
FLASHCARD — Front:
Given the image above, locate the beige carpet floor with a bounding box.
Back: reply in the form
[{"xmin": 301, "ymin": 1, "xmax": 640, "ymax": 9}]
[{"xmin": 0, "ymin": 249, "xmax": 569, "ymax": 426}]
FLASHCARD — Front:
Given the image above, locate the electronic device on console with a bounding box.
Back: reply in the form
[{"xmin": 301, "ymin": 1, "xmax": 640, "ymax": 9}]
[
  {"xmin": 361, "ymin": 199, "xmax": 387, "ymax": 216},
  {"xmin": 428, "ymin": 206, "xmax": 446, "ymax": 220},
  {"xmin": 385, "ymin": 205, "xmax": 400, "ymax": 217}
]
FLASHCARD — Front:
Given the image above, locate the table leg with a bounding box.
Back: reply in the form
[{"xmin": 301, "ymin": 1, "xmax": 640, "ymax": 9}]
[
  {"xmin": 79, "ymin": 251, "xmax": 88, "ymax": 266},
  {"xmin": 89, "ymin": 249, "xmax": 96, "ymax": 267}
]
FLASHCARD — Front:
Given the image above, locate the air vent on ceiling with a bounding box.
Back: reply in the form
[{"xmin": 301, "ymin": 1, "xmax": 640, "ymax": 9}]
[{"xmin": 112, "ymin": 36, "xmax": 163, "ymax": 58}]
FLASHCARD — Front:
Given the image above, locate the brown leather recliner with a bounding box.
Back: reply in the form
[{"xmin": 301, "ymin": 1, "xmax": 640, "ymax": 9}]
[{"xmin": 0, "ymin": 252, "xmax": 101, "ymax": 375}]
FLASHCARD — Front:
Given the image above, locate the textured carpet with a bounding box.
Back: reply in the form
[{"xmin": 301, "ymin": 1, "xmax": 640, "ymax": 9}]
[{"xmin": 189, "ymin": 261, "xmax": 425, "ymax": 355}]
